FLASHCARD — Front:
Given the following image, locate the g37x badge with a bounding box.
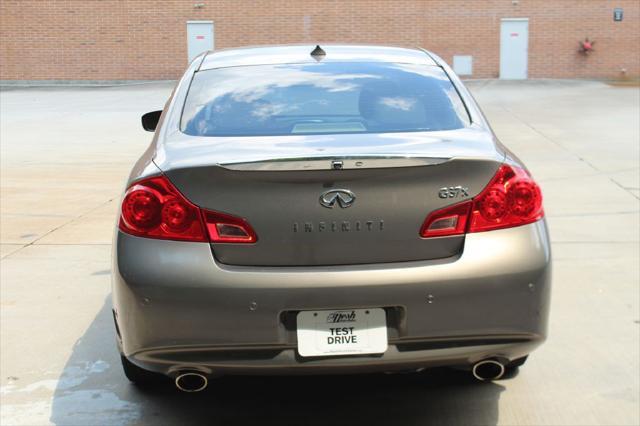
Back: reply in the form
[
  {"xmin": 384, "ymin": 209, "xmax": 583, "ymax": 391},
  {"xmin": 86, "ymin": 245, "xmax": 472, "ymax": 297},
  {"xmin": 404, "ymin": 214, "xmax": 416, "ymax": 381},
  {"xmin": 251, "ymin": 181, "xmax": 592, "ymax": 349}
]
[{"xmin": 438, "ymin": 186, "xmax": 469, "ymax": 199}]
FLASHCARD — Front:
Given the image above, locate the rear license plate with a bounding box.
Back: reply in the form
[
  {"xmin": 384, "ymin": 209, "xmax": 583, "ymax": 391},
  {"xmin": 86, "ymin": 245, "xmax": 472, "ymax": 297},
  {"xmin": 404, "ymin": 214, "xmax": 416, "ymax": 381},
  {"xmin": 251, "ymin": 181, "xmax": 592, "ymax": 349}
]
[{"xmin": 296, "ymin": 308, "xmax": 388, "ymax": 357}]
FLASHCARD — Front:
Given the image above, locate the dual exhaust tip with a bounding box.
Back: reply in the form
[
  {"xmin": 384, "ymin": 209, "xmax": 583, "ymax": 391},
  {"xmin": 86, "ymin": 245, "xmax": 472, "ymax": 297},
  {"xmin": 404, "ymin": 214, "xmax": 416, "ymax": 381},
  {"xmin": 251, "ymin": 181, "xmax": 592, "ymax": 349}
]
[
  {"xmin": 174, "ymin": 359, "xmax": 505, "ymax": 390},
  {"xmin": 175, "ymin": 372, "xmax": 208, "ymax": 392},
  {"xmin": 472, "ymin": 359, "xmax": 506, "ymax": 381}
]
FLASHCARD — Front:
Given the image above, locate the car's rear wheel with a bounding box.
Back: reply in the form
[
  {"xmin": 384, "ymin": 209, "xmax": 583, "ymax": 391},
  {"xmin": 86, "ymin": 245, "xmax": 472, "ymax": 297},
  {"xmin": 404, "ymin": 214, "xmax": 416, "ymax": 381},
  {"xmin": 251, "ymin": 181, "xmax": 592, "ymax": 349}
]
[{"xmin": 120, "ymin": 355, "xmax": 164, "ymax": 386}]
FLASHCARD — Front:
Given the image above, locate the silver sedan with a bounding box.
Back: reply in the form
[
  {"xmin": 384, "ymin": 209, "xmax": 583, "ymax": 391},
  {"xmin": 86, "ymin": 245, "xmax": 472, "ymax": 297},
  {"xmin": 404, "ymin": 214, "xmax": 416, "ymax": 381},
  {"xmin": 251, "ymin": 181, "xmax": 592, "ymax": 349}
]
[{"xmin": 112, "ymin": 45, "xmax": 551, "ymax": 392}]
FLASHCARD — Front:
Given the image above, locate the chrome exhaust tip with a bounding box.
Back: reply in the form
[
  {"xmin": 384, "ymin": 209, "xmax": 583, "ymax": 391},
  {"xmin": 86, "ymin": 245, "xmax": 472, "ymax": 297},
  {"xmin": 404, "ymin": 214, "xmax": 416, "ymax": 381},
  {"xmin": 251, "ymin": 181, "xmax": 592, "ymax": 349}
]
[
  {"xmin": 472, "ymin": 360, "xmax": 505, "ymax": 381},
  {"xmin": 175, "ymin": 372, "xmax": 208, "ymax": 392}
]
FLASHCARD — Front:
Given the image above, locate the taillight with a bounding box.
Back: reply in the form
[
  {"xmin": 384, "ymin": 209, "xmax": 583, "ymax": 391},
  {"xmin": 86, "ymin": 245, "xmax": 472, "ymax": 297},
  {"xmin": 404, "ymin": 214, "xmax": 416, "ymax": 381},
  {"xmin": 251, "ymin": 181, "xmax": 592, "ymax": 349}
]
[
  {"xmin": 203, "ymin": 210, "xmax": 257, "ymax": 243},
  {"xmin": 468, "ymin": 165, "xmax": 543, "ymax": 233},
  {"xmin": 120, "ymin": 176, "xmax": 206, "ymax": 241},
  {"xmin": 420, "ymin": 201, "xmax": 471, "ymax": 238},
  {"xmin": 420, "ymin": 164, "xmax": 543, "ymax": 238},
  {"xmin": 119, "ymin": 176, "xmax": 257, "ymax": 243}
]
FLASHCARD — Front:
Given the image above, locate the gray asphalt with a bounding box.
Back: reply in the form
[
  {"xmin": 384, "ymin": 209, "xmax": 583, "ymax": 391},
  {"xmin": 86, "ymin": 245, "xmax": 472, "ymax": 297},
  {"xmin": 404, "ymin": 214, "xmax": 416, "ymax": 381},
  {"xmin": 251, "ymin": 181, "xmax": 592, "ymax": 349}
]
[{"xmin": 0, "ymin": 79, "xmax": 638, "ymax": 425}]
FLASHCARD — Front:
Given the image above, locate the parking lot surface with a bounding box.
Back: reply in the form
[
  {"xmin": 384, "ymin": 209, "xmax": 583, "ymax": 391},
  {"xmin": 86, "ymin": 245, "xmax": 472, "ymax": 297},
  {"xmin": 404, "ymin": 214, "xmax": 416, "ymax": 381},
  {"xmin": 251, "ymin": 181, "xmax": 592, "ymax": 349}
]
[{"xmin": 1, "ymin": 80, "xmax": 638, "ymax": 425}]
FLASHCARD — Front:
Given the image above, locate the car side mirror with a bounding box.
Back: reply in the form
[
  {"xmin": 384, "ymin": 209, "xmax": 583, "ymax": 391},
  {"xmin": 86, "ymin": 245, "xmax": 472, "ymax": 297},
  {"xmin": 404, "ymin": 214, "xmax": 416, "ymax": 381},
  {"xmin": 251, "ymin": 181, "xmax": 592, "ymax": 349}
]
[{"xmin": 141, "ymin": 110, "xmax": 162, "ymax": 132}]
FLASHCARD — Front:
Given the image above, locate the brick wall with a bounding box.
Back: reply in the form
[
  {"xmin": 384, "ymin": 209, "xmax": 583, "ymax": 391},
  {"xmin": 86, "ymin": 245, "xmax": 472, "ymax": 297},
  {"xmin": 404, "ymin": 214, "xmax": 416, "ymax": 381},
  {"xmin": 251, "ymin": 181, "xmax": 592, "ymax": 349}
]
[{"xmin": 1, "ymin": 0, "xmax": 638, "ymax": 80}]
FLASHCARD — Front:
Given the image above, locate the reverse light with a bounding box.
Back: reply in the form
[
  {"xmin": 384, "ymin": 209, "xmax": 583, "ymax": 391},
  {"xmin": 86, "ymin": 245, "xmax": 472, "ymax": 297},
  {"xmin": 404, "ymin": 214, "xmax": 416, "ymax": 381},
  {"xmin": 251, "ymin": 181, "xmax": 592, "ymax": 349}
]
[
  {"xmin": 420, "ymin": 164, "xmax": 543, "ymax": 238},
  {"xmin": 420, "ymin": 201, "xmax": 471, "ymax": 238},
  {"xmin": 203, "ymin": 210, "xmax": 258, "ymax": 243},
  {"xmin": 119, "ymin": 176, "xmax": 257, "ymax": 243}
]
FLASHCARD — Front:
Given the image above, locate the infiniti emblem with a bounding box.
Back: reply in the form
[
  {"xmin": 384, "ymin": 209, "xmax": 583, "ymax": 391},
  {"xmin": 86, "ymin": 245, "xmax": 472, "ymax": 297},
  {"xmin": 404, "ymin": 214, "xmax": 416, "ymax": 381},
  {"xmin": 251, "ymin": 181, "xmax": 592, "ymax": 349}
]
[{"xmin": 319, "ymin": 189, "xmax": 356, "ymax": 209}]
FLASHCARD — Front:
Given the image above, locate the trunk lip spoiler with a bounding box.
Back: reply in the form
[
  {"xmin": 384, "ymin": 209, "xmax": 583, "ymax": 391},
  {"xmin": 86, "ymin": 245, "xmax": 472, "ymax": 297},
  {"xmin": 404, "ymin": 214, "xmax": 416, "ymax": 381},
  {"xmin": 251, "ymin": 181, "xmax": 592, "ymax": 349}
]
[{"xmin": 217, "ymin": 155, "xmax": 450, "ymax": 171}]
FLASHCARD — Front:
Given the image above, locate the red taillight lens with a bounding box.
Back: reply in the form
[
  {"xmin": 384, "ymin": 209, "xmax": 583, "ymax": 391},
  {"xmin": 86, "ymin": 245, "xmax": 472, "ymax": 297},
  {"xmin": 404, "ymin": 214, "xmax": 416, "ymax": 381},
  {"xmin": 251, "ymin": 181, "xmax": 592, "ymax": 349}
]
[
  {"xmin": 420, "ymin": 164, "xmax": 543, "ymax": 238},
  {"xmin": 203, "ymin": 210, "xmax": 258, "ymax": 243},
  {"xmin": 121, "ymin": 189, "xmax": 161, "ymax": 230},
  {"xmin": 420, "ymin": 201, "xmax": 471, "ymax": 238},
  {"xmin": 119, "ymin": 176, "xmax": 257, "ymax": 243},
  {"xmin": 120, "ymin": 176, "xmax": 207, "ymax": 241},
  {"xmin": 469, "ymin": 165, "xmax": 543, "ymax": 232}
]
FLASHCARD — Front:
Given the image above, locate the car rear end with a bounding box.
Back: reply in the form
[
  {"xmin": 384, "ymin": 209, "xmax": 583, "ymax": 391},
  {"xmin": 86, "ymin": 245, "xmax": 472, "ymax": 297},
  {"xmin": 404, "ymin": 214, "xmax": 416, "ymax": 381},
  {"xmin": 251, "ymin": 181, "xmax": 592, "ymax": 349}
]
[{"xmin": 112, "ymin": 45, "xmax": 551, "ymax": 385}]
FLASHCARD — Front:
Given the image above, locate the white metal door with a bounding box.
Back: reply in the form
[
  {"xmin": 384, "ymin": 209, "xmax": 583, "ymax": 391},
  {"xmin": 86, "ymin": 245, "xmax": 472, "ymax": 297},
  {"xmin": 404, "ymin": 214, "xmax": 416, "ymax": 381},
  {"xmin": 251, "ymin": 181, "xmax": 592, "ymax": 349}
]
[
  {"xmin": 500, "ymin": 19, "xmax": 528, "ymax": 79},
  {"xmin": 187, "ymin": 21, "xmax": 214, "ymax": 62}
]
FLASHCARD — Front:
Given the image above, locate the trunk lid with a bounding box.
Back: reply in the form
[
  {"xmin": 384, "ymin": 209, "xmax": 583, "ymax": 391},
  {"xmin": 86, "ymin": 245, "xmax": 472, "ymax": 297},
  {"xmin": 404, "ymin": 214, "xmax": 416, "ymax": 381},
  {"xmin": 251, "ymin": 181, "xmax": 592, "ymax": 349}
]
[
  {"xmin": 169, "ymin": 161, "xmax": 500, "ymax": 266},
  {"xmin": 158, "ymin": 129, "xmax": 503, "ymax": 266},
  {"xmin": 156, "ymin": 131, "xmax": 503, "ymax": 266}
]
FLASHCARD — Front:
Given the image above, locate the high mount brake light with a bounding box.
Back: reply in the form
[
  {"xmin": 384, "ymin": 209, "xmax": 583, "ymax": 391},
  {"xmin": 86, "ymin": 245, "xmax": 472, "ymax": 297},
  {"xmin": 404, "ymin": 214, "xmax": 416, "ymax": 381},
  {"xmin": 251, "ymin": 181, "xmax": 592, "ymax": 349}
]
[
  {"xmin": 420, "ymin": 164, "xmax": 543, "ymax": 238},
  {"xmin": 119, "ymin": 176, "xmax": 257, "ymax": 243}
]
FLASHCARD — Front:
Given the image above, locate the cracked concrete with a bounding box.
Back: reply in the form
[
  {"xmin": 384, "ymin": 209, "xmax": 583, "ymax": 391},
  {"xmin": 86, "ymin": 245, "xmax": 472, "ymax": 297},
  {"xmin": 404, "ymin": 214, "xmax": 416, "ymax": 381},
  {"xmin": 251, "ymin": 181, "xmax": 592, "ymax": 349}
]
[{"xmin": 1, "ymin": 80, "xmax": 638, "ymax": 425}]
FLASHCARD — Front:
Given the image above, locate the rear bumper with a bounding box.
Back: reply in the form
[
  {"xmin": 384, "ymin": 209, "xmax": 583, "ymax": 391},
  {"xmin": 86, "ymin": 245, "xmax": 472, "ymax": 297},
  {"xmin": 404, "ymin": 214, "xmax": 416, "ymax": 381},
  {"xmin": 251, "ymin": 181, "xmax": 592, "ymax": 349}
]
[{"xmin": 112, "ymin": 220, "xmax": 551, "ymax": 376}]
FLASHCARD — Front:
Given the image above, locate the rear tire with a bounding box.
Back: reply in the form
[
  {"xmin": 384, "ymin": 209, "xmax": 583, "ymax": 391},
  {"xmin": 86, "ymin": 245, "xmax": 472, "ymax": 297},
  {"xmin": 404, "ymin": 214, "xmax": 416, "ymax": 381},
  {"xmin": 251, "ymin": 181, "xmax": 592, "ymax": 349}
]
[{"xmin": 120, "ymin": 355, "xmax": 163, "ymax": 386}]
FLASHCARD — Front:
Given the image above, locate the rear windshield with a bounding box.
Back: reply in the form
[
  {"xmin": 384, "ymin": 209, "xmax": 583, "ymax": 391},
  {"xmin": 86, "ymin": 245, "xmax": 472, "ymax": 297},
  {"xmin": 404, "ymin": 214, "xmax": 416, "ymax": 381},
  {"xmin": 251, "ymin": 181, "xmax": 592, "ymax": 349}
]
[{"xmin": 181, "ymin": 62, "xmax": 471, "ymax": 137}]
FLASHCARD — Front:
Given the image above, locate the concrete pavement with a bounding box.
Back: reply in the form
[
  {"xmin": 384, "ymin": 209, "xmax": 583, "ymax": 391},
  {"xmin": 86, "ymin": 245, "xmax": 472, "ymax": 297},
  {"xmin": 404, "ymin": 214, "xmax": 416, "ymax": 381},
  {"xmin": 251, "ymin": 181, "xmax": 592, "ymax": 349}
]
[{"xmin": 1, "ymin": 80, "xmax": 638, "ymax": 425}]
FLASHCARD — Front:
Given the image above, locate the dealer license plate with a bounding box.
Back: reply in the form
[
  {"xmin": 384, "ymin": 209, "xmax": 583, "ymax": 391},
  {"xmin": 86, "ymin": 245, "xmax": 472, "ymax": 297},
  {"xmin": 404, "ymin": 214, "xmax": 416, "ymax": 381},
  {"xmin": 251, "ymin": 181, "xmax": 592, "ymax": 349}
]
[{"xmin": 296, "ymin": 308, "xmax": 388, "ymax": 357}]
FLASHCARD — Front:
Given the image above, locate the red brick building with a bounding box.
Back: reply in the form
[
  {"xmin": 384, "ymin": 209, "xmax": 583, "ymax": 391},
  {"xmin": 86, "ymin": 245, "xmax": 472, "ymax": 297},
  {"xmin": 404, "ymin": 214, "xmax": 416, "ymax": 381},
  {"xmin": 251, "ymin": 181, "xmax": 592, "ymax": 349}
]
[{"xmin": 1, "ymin": 0, "xmax": 638, "ymax": 81}]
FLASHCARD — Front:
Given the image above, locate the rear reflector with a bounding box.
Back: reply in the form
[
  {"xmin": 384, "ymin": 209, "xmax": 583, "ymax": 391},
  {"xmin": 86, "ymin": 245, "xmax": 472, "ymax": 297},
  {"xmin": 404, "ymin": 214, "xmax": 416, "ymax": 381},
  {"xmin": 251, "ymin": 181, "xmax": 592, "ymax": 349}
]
[
  {"xmin": 119, "ymin": 176, "xmax": 257, "ymax": 243},
  {"xmin": 420, "ymin": 164, "xmax": 543, "ymax": 238}
]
